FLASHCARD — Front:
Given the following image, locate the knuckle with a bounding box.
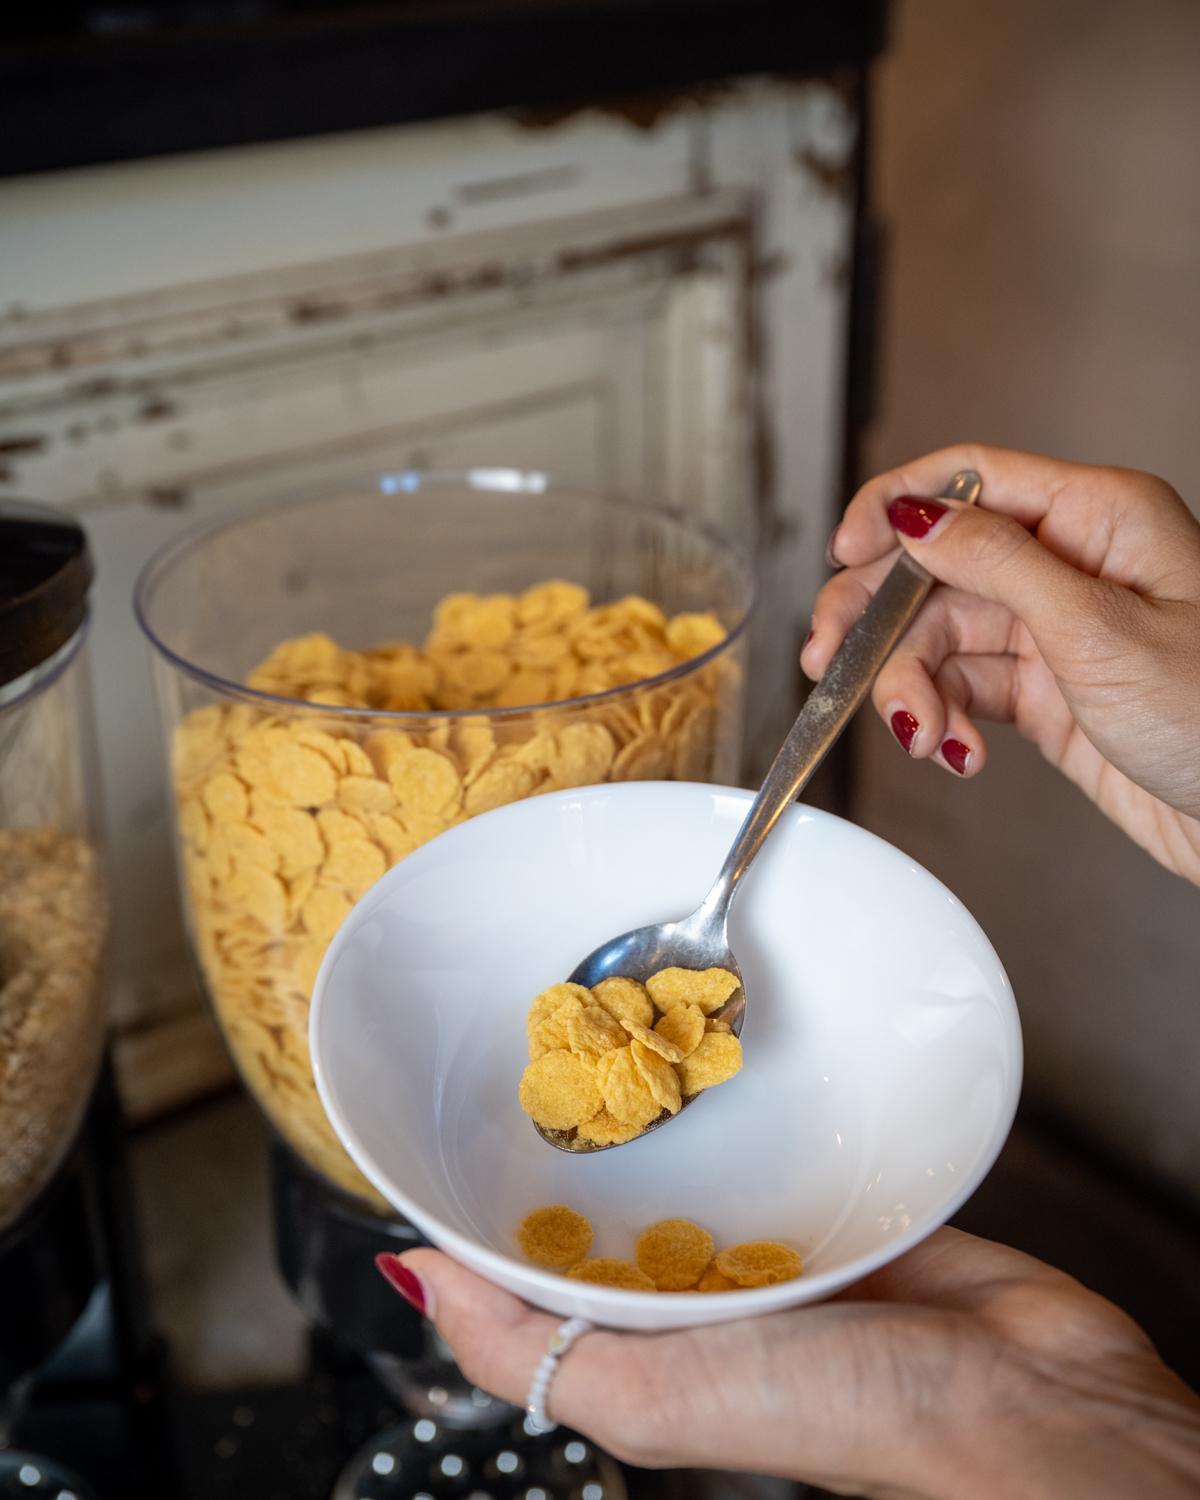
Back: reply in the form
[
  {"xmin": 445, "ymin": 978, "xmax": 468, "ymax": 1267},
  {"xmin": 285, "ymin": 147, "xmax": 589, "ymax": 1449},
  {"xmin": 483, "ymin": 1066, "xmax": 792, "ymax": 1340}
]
[
  {"xmin": 819, "ymin": 568, "xmax": 873, "ymax": 621},
  {"xmin": 933, "ymin": 657, "xmax": 970, "ymax": 711},
  {"xmin": 960, "ymin": 512, "xmax": 1036, "ymax": 577},
  {"xmin": 1076, "ymin": 579, "xmax": 1145, "ymax": 650},
  {"xmin": 1106, "ymin": 463, "xmax": 1181, "ymax": 511}
]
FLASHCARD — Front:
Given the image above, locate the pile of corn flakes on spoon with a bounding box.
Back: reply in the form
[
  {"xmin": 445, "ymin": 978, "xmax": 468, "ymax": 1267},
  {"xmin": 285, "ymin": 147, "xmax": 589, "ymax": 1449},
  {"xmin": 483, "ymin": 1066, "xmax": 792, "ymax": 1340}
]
[{"xmin": 518, "ymin": 967, "xmax": 744, "ymax": 1146}]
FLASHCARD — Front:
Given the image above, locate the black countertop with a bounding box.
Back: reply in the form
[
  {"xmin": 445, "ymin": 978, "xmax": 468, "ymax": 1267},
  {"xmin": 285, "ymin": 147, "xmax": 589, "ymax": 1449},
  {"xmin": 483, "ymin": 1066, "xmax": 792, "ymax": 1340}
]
[{"xmin": 0, "ymin": 0, "xmax": 885, "ymax": 178}]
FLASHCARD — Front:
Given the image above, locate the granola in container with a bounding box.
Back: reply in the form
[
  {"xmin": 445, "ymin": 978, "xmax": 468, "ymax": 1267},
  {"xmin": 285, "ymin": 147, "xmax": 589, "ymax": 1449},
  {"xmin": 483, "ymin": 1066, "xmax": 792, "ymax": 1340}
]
[{"xmin": 0, "ymin": 501, "xmax": 109, "ymax": 1231}]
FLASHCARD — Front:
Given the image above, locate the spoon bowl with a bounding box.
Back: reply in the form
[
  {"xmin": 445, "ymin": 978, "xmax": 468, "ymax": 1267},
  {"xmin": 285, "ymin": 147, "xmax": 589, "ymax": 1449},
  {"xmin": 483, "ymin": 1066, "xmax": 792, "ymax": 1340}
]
[
  {"xmin": 530, "ymin": 915, "xmax": 746, "ymax": 1151},
  {"xmin": 567, "ymin": 913, "xmax": 746, "ymax": 1035}
]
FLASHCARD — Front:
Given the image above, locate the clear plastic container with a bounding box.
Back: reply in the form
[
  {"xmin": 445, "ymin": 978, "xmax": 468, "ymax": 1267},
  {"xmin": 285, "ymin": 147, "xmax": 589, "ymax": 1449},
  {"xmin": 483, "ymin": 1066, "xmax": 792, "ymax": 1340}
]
[
  {"xmin": 0, "ymin": 502, "xmax": 108, "ymax": 1233},
  {"xmin": 135, "ymin": 470, "xmax": 755, "ymax": 1207}
]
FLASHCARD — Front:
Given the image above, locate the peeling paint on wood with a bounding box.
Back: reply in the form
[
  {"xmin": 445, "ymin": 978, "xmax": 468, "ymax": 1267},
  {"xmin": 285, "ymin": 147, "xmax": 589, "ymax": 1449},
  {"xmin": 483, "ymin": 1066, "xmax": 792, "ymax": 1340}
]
[
  {"xmin": 794, "ymin": 143, "xmax": 856, "ymax": 199},
  {"xmin": 0, "ymin": 433, "xmax": 46, "ymax": 455}
]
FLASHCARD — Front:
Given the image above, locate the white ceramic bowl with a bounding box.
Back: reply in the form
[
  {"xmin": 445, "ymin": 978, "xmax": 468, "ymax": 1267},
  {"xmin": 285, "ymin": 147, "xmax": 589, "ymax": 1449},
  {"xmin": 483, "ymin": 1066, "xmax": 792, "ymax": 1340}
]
[{"xmin": 311, "ymin": 783, "xmax": 1021, "ymax": 1332}]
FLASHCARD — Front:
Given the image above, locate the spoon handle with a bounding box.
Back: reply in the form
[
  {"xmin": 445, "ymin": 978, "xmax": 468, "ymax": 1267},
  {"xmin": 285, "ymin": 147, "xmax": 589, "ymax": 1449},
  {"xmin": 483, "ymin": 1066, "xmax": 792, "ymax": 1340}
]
[{"xmin": 699, "ymin": 469, "xmax": 983, "ymax": 922}]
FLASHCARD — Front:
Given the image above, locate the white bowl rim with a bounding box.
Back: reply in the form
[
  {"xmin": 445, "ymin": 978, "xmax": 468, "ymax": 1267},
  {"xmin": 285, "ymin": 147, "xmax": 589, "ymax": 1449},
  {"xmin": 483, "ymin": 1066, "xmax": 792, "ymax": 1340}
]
[{"xmin": 310, "ymin": 782, "xmax": 1023, "ymax": 1314}]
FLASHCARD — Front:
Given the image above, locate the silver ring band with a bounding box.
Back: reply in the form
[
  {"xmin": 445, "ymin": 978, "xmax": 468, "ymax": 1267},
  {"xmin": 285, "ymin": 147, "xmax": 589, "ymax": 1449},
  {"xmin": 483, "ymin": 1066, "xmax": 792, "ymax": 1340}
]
[{"xmin": 524, "ymin": 1316, "xmax": 593, "ymax": 1435}]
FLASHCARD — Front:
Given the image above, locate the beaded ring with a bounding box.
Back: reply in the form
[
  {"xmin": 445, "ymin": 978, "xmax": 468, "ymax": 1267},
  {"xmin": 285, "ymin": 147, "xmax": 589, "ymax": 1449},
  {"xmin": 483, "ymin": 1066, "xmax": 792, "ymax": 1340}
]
[{"xmin": 524, "ymin": 1316, "xmax": 594, "ymax": 1435}]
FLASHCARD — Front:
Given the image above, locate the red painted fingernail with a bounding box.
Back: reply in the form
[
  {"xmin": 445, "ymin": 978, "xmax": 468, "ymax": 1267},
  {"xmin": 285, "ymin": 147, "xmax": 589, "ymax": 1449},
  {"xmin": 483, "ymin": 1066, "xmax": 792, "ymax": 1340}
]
[
  {"xmin": 890, "ymin": 710, "xmax": 919, "ymax": 754},
  {"xmin": 825, "ymin": 525, "xmax": 842, "ymax": 568},
  {"xmin": 887, "ymin": 495, "xmax": 948, "ymax": 539},
  {"xmin": 942, "ymin": 738, "xmax": 970, "ymax": 775},
  {"xmin": 375, "ymin": 1254, "xmax": 428, "ymax": 1314}
]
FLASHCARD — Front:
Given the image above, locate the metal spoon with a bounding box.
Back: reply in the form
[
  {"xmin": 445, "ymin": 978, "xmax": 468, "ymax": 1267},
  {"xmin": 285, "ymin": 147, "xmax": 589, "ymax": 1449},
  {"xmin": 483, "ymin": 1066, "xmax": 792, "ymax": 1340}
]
[{"xmin": 537, "ymin": 469, "xmax": 983, "ymax": 1152}]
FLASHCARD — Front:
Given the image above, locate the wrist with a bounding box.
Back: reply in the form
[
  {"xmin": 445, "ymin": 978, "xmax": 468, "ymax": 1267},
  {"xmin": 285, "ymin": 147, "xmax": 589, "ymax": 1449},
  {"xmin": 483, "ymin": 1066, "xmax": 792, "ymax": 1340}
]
[{"xmin": 940, "ymin": 1367, "xmax": 1200, "ymax": 1500}]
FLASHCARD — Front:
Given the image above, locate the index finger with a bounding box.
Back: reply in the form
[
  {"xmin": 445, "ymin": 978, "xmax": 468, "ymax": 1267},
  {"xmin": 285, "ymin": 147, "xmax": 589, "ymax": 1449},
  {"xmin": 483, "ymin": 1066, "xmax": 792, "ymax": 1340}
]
[{"xmin": 832, "ymin": 444, "xmax": 1083, "ymax": 570}]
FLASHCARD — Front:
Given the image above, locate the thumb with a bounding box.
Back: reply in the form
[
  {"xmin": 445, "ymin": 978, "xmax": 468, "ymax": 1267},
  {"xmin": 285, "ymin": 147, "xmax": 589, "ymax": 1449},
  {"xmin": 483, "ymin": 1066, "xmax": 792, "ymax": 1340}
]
[{"xmin": 886, "ymin": 493, "xmax": 1111, "ymax": 652}]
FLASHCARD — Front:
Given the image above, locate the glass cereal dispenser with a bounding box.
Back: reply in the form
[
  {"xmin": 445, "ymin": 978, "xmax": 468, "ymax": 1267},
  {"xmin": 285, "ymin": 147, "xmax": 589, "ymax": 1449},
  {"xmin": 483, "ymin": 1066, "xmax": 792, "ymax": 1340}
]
[
  {"xmin": 0, "ymin": 501, "xmax": 109, "ymax": 1241},
  {"xmin": 0, "ymin": 501, "xmax": 125, "ymax": 1500},
  {"xmin": 135, "ymin": 469, "xmax": 752, "ymax": 1491},
  {"xmin": 136, "ymin": 469, "xmax": 754, "ymax": 1213}
]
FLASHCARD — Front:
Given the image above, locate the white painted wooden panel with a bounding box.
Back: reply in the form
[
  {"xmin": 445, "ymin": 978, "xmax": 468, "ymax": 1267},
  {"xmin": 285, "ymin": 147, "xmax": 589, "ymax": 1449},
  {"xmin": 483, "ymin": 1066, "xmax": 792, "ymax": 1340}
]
[{"xmin": 0, "ymin": 79, "xmax": 855, "ymax": 1087}]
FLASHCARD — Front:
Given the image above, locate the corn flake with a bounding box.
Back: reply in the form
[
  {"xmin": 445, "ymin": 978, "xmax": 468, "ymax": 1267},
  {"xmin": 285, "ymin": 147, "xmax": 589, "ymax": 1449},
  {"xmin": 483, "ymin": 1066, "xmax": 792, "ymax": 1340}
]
[
  {"xmin": 458, "ymin": 596, "xmax": 516, "ymax": 651},
  {"xmin": 226, "ymin": 864, "xmax": 287, "ymax": 931},
  {"xmin": 316, "ymin": 807, "xmax": 366, "ymax": 848},
  {"xmin": 635, "ymin": 1219, "xmax": 714, "ymax": 1291},
  {"xmin": 566, "ymin": 1004, "xmax": 628, "ymax": 1058},
  {"xmin": 441, "ymin": 647, "xmax": 510, "ymax": 698},
  {"xmin": 598, "ymin": 1046, "xmax": 662, "ymax": 1128},
  {"xmin": 293, "ymin": 727, "xmax": 348, "ymax": 770},
  {"xmin": 177, "ymin": 797, "xmax": 210, "ymax": 851},
  {"xmin": 224, "ymin": 822, "xmax": 280, "ymax": 873},
  {"xmin": 645, "ymin": 966, "xmax": 740, "ymax": 1015},
  {"xmin": 566, "ymin": 1258, "xmax": 656, "ymax": 1292},
  {"xmin": 257, "ymin": 807, "xmax": 323, "ymax": 877},
  {"xmin": 529, "ymin": 993, "xmax": 587, "ymax": 1059},
  {"xmin": 286, "ymin": 868, "xmax": 318, "ymax": 920},
  {"xmin": 630, "ymin": 1040, "xmax": 682, "ymax": 1116},
  {"xmin": 493, "ymin": 669, "xmax": 554, "ymax": 708},
  {"xmin": 517, "ymin": 1205, "xmax": 594, "ymax": 1269},
  {"xmin": 511, "ymin": 632, "xmax": 571, "ymax": 670},
  {"xmin": 676, "ymin": 1032, "xmax": 743, "ymax": 1095},
  {"xmin": 464, "ymin": 760, "xmax": 536, "ymax": 817},
  {"xmin": 517, "ymin": 580, "xmax": 589, "ymax": 628},
  {"xmin": 518, "ymin": 1050, "xmax": 602, "ymax": 1130},
  {"xmin": 322, "ymin": 837, "xmax": 387, "ymax": 898},
  {"xmin": 575, "ymin": 1109, "xmax": 642, "ymax": 1147},
  {"xmin": 363, "ymin": 730, "xmax": 415, "ymax": 777},
  {"xmin": 301, "ymin": 885, "xmax": 352, "ymax": 943},
  {"xmin": 337, "ymin": 774, "xmax": 396, "ymax": 814},
  {"xmin": 673, "ymin": 704, "xmax": 717, "ymax": 781},
  {"xmin": 590, "ymin": 976, "xmax": 654, "ymax": 1031},
  {"xmin": 202, "ymin": 772, "xmax": 249, "ymax": 824},
  {"xmin": 713, "ymin": 1241, "xmax": 804, "ymax": 1288},
  {"xmin": 611, "ymin": 736, "xmax": 672, "ymax": 782},
  {"xmin": 654, "ymin": 1003, "xmax": 705, "ymax": 1057},
  {"xmin": 388, "ymin": 748, "xmax": 462, "ymax": 819},
  {"xmin": 549, "ymin": 723, "xmax": 615, "ymax": 788},
  {"xmin": 622, "ymin": 1020, "xmax": 684, "ymax": 1063},
  {"xmin": 450, "ymin": 722, "xmax": 496, "ymax": 781},
  {"xmin": 527, "ymin": 982, "xmax": 593, "ymax": 1036},
  {"xmin": 695, "ymin": 1263, "xmax": 740, "ymax": 1293},
  {"xmin": 269, "ymin": 743, "xmax": 338, "ymax": 808},
  {"xmin": 666, "ymin": 612, "xmax": 726, "ymax": 658}
]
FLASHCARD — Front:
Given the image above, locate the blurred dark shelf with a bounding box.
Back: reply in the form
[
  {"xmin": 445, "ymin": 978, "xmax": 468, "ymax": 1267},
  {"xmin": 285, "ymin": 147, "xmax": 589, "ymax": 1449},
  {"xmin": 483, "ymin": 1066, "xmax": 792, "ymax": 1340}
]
[{"xmin": 0, "ymin": 0, "xmax": 885, "ymax": 178}]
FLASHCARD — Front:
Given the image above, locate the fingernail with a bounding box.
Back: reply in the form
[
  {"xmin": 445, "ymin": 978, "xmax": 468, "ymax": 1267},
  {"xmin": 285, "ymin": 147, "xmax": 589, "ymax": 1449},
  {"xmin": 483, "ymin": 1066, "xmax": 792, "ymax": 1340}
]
[
  {"xmin": 803, "ymin": 628, "xmax": 815, "ymax": 649},
  {"xmin": 890, "ymin": 710, "xmax": 919, "ymax": 755},
  {"xmin": 942, "ymin": 738, "xmax": 970, "ymax": 775},
  {"xmin": 375, "ymin": 1253, "xmax": 430, "ymax": 1315},
  {"xmin": 825, "ymin": 525, "xmax": 842, "ymax": 569},
  {"xmin": 886, "ymin": 495, "xmax": 948, "ymax": 540}
]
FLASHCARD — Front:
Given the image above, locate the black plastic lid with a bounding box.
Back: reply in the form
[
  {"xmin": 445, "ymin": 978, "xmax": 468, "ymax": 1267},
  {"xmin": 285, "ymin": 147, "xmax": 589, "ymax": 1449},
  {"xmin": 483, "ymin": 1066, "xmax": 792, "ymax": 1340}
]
[{"xmin": 0, "ymin": 500, "xmax": 93, "ymax": 689}]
